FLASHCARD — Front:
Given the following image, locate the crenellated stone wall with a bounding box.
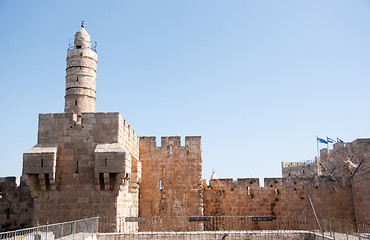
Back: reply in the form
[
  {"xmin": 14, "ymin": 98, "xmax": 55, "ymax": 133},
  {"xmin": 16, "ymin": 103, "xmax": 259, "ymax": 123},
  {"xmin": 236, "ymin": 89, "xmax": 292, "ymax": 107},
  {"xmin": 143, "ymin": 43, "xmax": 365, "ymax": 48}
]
[
  {"xmin": 203, "ymin": 176, "xmax": 355, "ymax": 223},
  {"xmin": 139, "ymin": 136, "xmax": 203, "ymax": 219},
  {"xmin": 0, "ymin": 177, "xmax": 33, "ymax": 232},
  {"xmin": 203, "ymin": 139, "xmax": 369, "ymax": 224}
]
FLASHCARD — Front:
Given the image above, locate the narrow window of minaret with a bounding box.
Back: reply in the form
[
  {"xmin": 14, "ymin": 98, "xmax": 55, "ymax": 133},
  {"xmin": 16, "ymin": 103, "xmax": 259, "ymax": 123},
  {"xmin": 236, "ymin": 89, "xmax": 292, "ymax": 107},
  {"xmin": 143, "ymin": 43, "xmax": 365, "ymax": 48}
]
[
  {"xmin": 105, "ymin": 158, "xmax": 107, "ymax": 166},
  {"xmin": 170, "ymin": 145, "xmax": 173, "ymax": 154},
  {"xmin": 75, "ymin": 100, "xmax": 78, "ymax": 106},
  {"xmin": 76, "ymin": 77, "xmax": 78, "ymax": 82},
  {"xmin": 159, "ymin": 179, "xmax": 162, "ymax": 190},
  {"xmin": 41, "ymin": 159, "xmax": 44, "ymax": 167},
  {"xmin": 76, "ymin": 161, "xmax": 79, "ymax": 174}
]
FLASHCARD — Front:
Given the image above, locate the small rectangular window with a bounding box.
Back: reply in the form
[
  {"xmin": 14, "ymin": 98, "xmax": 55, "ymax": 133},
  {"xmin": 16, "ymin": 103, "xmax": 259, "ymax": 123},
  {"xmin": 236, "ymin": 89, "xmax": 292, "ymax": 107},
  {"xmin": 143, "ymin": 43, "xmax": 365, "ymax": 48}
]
[{"xmin": 75, "ymin": 100, "xmax": 78, "ymax": 106}]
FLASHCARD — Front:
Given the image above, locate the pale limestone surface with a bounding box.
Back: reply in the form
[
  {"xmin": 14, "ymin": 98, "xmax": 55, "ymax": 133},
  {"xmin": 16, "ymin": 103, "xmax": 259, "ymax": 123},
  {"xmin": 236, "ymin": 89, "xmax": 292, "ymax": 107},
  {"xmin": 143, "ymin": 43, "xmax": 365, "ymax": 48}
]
[{"xmin": 18, "ymin": 27, "xmax": 141, "ymax": 227}]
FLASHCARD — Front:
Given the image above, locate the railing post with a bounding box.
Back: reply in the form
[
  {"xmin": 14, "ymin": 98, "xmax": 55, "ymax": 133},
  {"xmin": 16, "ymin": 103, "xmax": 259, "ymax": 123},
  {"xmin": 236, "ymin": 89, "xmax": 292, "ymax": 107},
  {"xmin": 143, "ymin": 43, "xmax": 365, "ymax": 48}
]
[{"xmin": 61, "ymin": 222, "xmax": 64, "ymax": 239}]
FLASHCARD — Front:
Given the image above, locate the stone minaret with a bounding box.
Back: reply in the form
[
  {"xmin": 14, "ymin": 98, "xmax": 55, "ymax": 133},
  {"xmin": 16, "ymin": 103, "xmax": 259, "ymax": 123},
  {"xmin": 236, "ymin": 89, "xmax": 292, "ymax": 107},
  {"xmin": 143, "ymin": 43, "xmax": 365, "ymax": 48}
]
[{"xmin": 64, "ymin": 25, "xmax": 97, "ymax": 115}]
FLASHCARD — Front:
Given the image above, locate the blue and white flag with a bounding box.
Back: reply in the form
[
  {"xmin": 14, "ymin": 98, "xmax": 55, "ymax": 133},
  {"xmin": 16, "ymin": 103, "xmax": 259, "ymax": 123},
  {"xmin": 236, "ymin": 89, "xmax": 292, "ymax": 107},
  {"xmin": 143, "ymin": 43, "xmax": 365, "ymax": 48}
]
[
  {"xmin": 317, "ymin": 137, "xmax": 327, "ymax": 144},
  {"xmin": 337, "ymin": 137, "xmax": 344, "ymax": 143},
  {"xmin": 327, "ymin": 137, "xmax": 336, "ymax": 143}
]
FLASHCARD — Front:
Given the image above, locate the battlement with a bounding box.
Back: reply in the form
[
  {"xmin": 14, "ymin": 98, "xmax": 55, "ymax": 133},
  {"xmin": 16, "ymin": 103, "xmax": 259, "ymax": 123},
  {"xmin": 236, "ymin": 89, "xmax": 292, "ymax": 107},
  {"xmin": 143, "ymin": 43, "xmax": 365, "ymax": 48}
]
[
  {"xmin": 281, "ymin": 159, "xmax": 319, "ymax": 179},
  {"xmin": 140, "ymin": 136, "xmax": 201, "ymax": 153},
  {"xmin": 281, "ymin": 160, "xmax": 316, "ymax": 168},
  {"xmin": 0, "ymin": 177, "xmax": 19, "ymax": 188},
  {"xmin": 209, "ymin": 178, "xmax": 289, "ymax": 190}
]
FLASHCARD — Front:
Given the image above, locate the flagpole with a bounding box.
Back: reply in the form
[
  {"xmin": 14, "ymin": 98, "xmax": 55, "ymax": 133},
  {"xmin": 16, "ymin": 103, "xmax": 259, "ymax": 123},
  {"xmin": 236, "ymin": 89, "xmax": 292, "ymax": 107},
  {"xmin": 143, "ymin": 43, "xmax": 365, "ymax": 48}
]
[
  {"xmin": 327, "ymin": 136, "xmax": 329, "ymax": 154},
  {"xmin": 316, "ymin": 136, "xmax": 319, "ymax": 157}
]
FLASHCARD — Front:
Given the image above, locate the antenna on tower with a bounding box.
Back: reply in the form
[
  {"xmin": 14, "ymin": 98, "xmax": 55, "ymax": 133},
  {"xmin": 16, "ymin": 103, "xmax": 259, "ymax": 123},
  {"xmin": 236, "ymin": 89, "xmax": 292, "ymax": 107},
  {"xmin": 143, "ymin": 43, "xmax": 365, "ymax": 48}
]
[{"xmin": 81, "ymin": 20, "xmax": 85, "ymax": 28}]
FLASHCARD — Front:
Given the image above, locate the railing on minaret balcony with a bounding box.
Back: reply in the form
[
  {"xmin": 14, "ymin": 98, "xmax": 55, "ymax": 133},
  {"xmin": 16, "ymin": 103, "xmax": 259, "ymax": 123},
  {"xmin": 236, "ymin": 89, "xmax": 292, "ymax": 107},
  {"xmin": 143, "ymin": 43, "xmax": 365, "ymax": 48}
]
[{"xmin": 67, "ymin": 40, "xmax": 97, "ymax": 53}]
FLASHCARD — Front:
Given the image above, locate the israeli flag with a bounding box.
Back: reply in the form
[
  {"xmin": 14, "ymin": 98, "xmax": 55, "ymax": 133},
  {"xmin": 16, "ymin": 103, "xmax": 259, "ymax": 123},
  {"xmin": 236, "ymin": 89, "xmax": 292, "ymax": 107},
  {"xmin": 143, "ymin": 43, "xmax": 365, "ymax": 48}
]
[
  {"xmin": 317, "ymin": 137, "xmax": 327, "ymax": 144},
  {"xmin": 327, "ymin": 137, "xmax": 336, "ymax": 143},
  {"xmin": 337, "ymin": 137, "xmax": 344, "ymax": 143}
]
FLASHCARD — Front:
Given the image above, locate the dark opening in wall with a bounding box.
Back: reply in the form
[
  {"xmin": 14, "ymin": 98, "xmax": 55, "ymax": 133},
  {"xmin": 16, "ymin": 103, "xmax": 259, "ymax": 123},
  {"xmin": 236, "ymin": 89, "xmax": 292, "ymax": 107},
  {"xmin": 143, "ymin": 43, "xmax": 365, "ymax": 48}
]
[
  {"xmin": 76, "ymin": 46, "xmax": 81, "ymax": 49},
  {"xmin": 6, "ymin": 208, "xmax": 10, "ymax": 219},
  {"xmin": 76, "ymin": 77, "xmax": 79, "ymax": 82},
  {"xmin": 76, "ymin": 161, "xmax": 79, "ymax": 174},
  {"xmin": 45, "ymin": 173, "xmax": 50, "ymax": 191},
  {"xmin": 169, "ymin": 146, "xmax": 173, "ymax": 154},
  {"xmin": 41, "ymin": 159, "xmax": 44, "ymax": 167},
  {"xmin": 99, "ymin": 173, "xmax": 105, "ymax": 190},
  {"xmin": 109, "ymin": 173, "xmax": 117, "ymax": 191},
  {"xmin": 105, "ymin": 158, "xmax": 107, "ymax": 166},
  {"xmin": 75, "ymin": 100, "xmax": 78, "ymax": 106}
]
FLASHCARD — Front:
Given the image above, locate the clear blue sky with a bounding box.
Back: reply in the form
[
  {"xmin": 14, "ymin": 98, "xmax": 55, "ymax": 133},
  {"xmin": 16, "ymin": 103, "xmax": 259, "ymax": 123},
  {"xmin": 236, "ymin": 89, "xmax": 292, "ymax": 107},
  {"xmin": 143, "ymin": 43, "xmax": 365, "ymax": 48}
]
[{"xmin": 1, "ymin": 1, "xmax": 370, "ymax": 182}]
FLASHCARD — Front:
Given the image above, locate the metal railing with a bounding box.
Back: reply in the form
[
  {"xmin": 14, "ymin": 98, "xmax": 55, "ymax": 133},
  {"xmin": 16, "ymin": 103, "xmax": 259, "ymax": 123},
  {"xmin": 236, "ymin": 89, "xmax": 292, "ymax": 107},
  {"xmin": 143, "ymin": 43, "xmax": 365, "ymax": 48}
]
[
  {"xmin": 67, "ymin": 41, "xmax": 97, "ymax": 53},
  {"xmin": 98, "ymin": 216, "xmax": 370, "ymax": 239},
  {"xmin": 1, "ymin": 216, "xmax": 368, "ymax": 240},
  {"xmin": 0, "ymin": 218, "xmax": 98, "ymax": 240}
]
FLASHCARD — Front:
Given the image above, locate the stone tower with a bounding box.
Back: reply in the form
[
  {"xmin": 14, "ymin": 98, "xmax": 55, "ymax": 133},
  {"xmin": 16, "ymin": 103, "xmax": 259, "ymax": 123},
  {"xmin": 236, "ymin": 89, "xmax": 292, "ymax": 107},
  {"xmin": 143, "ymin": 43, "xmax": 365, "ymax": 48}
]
[
  {"xmin": 21, "ymin": 26, "xmax": 141, "ymax": 226},
  {"xmin": 64, "ymin": 26, "xmax": 97, "ymax": 115}
]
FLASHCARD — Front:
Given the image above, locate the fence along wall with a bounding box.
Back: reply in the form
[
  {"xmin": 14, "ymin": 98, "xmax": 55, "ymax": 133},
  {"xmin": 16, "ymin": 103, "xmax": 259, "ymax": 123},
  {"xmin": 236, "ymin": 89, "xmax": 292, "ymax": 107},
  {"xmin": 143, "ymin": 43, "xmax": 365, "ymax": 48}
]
[{"xmin": 139, "ymin": 136, "xmax": 203, "ymax": 219}]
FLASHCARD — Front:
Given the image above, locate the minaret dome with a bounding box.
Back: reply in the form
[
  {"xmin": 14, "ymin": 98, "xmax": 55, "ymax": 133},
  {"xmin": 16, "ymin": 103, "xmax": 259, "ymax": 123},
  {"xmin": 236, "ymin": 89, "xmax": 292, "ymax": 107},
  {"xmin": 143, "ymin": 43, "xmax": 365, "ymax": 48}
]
[{"xmin": 74, "ymin": 28, "xmax": 91, "ymax": 49}]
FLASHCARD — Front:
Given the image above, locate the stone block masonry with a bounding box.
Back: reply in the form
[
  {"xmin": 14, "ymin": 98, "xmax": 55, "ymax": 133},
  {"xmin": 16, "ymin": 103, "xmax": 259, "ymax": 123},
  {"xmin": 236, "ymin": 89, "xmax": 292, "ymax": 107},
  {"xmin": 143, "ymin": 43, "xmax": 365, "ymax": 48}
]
[
  {"xmin": 139, "ymin": 136, "xmax": 203, "ymax": 220},
  {"xmin": 22, "ymin": 112, "xmax": 140, "ymax": 225},
  {"xmin": 0, "ymin": 177, "xmax": 33, "ymax": 232}
]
